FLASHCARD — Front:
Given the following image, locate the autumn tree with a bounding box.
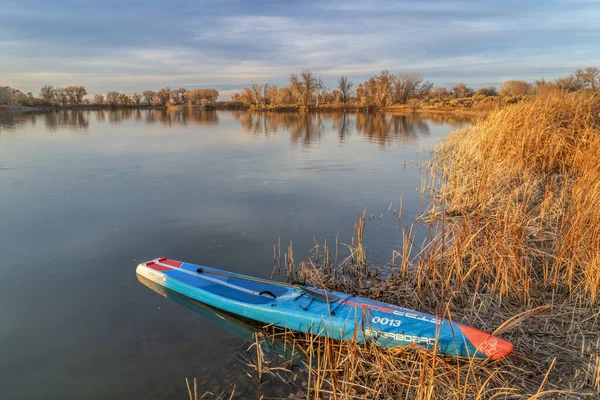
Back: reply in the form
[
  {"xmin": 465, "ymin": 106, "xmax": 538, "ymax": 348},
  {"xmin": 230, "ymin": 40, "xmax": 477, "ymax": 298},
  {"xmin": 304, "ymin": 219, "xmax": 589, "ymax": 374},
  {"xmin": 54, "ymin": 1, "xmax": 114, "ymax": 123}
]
[
  {"xmin": 290, "ymin": 70, "xmax": 317, "ymax": 107},
  {"xmin": 276, "ymin": 87, "xmax": 294, "ymax": 106},
  {"xmin": 370, "ymin": 70, "xmax": 394, "ymax": 107},
  {"xmin": 499, "ymin": 80, "xmax": 532, "ymax": 97},
  {"xmin": 355, "ymin": 84, "xmax": 372, "ymax": 107},
  {"xmin": 93, "ymin": 94, "xmax": 104, "ymax": 104},
  {"xmin": 187, "ymin": 89, "xmax": 219, "ymax": 107},
  {"xmin": 106, "ymin": 91, "xmax": 119, "ymax": 105},
  {"xmin": 118, "ymin": 93, "xmax": 131, "ymax": 105},
  {"xmin": 240, "ymin": 88, "xmax": 254, "ymax": 107},
  {"xmin": 142, "ymin": 90, "xmax": 155, "ymax": 106},
  {"xmin": 267, "ymin": 85, "xmax": 278, "ymax": 107},
  {"xmin": 131, "ymin": 93, "xmax": 142, "ymax": 106},
  {"xmin": 155, "ymin": 87, "xmax": 171, "ymax": 106},
  {"xmin": 451, "ymin": 83, "xmax": 474, "ymax": 98},
  {"xmin": 429, "ymin": 87, "xmax": 451, "ymax": 100},
  {"xmin": 338, "ymin": 76, "xmax": 354, "ymax": 106},
  {"xmin": 65, "ymin": 85, "xmax": 87, "ymax": 105},
  {"xmin": 171, "ymin": 88, "xmax": 187, "ymax": 105},
  {"xmin": 230, "ymin": 93, "xmax": 241, "ymax": 103},
  {"xmin": 475, "ymin": 86, "xmax": 497, "ymax": 97}
]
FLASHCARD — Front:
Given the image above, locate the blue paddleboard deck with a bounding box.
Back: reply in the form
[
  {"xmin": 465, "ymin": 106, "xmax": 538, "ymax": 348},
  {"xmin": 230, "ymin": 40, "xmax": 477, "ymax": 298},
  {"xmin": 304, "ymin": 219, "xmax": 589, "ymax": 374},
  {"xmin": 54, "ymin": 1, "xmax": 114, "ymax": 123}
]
[{"xmin": 136, "ymin": 258, "xmax": 513, "ymax": 359}]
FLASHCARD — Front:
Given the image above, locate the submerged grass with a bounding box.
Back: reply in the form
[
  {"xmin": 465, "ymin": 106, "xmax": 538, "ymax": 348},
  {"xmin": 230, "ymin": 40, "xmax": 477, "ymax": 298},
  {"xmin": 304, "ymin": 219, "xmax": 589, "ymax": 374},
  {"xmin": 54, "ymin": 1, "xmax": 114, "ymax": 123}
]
[{"xmin": 196, "ymin": 92, "xmax": 600, "ymax": 399}]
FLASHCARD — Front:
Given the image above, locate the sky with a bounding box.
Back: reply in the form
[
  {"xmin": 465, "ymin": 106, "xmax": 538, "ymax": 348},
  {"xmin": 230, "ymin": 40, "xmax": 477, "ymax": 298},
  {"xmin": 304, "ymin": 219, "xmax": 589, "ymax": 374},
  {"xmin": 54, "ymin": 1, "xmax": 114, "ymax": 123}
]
[{"xmin": 1, "ymin": 0, "xmax": 599, "ymax": 99}]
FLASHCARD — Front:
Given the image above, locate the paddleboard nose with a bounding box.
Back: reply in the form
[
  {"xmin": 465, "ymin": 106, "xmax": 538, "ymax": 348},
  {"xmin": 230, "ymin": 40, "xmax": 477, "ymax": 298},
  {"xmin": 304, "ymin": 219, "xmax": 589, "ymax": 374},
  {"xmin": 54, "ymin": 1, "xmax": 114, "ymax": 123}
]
[{"xmin": 458, "ymin": 325, "xmax": 513, "ymax": 360}]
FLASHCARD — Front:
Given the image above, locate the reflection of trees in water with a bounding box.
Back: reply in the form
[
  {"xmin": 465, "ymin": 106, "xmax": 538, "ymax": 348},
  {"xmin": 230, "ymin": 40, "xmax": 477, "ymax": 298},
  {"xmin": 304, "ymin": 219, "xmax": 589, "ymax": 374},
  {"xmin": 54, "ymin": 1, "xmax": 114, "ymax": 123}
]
[
  {"xmin": 96, "ymin": 108, "xmax": 219, "ymax": 127},
  {"xmin": 1, "ymin": 109, "xmax": 472, "ymax": 144},
  {"xmin": 239, "ymin": 112, "xmax": 325, "ymax": 146},
  {"xmin": 0, "ymin": 112, "xmax": 30, "ymax": 132},
  {"xmin": 1, "ymin": 108, "xmax": 221, "ymax": 134},
  {"xmin": 0, "ymin": 110, "xmax": 89, "ymax": 132},
  {"xmin": 354, "ymin": 113, "xmax": 431, "ymax": 147},
  {"xmin": 236, "ymin": 111, "xmax": 463, "ymax": 148},
  {"xmin": 332, "ymin": 113, "xmax": 354, "ymax": 141}
]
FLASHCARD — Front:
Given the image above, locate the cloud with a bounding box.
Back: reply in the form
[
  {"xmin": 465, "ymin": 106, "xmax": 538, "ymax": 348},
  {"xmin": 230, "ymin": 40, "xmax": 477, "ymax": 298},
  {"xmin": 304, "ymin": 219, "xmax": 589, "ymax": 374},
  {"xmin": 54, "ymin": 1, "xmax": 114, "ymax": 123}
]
[{"xmin": 0, "ymin": 0, "xmax": 599, "ymax": 95}]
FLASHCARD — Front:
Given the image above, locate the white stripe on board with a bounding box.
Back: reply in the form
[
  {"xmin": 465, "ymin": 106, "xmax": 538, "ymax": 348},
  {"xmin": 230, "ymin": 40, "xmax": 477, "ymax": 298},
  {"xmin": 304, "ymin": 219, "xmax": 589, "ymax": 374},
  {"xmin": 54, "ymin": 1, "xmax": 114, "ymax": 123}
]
[{"xmin": 152, "ymin": 260, "xmax": 262, "ymax": 297}]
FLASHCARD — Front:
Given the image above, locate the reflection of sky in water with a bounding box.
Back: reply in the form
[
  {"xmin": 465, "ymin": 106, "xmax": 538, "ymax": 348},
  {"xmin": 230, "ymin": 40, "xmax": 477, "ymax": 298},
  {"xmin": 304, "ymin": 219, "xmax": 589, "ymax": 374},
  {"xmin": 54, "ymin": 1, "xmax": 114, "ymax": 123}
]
[{"xmin": 0, "ymin": 109, "xmax": 470, "ymax": 399}]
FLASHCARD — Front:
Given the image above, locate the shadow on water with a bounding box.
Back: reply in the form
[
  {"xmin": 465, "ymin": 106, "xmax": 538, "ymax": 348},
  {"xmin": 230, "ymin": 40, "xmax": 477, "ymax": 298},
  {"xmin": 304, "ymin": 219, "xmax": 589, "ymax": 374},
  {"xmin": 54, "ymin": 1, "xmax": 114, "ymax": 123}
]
[
  {"xmin": 137, "ymin": 274, "xmax": 259, "ymax": 342},
  {"xmin": 137, "ymin": 275, "xmax": 306, "ymax": 398}
]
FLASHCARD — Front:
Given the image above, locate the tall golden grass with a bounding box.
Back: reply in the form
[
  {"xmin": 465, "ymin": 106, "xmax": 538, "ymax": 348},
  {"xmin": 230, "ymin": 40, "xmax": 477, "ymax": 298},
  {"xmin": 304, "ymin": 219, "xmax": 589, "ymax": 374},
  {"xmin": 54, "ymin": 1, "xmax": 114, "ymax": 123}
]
[
  {"xmin": 192, "ymin": 92, "xmax": 600, "ymax": 398},
  {"xmin": 430, "ymin": 92, "xmax": 600, "ymax": 305},
  {"xmin": 247, "ymin": 92, "xmax": 599, "ymax": 399}
]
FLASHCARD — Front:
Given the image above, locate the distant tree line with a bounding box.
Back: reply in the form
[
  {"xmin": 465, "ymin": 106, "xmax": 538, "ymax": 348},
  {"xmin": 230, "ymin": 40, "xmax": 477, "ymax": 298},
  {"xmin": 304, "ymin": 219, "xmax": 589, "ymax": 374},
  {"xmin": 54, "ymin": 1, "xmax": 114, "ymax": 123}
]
[
  {"xmin": 2, "ymin": 67, "xmax": 598, "ymax": 110},
  {"xmin": 230, "ymin": 67, "xmax": 600, "ymax": 110},
  {"xmin": 0, "ymin": 85, "xmax": 219, "ymax": 108}
]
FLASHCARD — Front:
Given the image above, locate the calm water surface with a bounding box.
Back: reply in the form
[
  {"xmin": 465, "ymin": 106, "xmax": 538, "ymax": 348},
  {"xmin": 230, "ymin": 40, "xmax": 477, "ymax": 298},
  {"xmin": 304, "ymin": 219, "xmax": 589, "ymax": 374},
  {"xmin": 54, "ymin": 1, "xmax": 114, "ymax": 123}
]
[{"xmin": 0, "ymin": 109, "xmax": 470, "ymax": 399}]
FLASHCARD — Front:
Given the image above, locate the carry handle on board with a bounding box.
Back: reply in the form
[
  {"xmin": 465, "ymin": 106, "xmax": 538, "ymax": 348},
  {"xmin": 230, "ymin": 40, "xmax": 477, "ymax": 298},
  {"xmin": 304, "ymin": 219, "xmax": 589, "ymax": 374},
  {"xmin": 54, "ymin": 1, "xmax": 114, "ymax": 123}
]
[{"xmin": 195, "ymin": 267, "xmax": 340, "ymax": 302}]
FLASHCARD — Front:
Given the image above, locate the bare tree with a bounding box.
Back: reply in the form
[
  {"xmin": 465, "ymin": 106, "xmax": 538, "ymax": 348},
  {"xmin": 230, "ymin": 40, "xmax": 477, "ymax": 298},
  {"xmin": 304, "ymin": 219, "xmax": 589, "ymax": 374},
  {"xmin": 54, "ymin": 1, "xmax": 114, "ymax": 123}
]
[
  {"xmin": 106, "ymin": 91, "xmax": 119, "ymax": 106},
  {"xmin": 0, "ymin": 87, "xmax": 10, "ymax": 105},
  {"xmin": 429, "ymin": 87, "xmax": 451, "ymax": 100},
  {"xmin": 452, "ymin": 83, "xmax": 475, "ymax": 98},
  {"xmin": 93, "ymin": 94, "xmax": 104, "ymax": 105},
  {"xmin": 289, "ymin": 70, "xmax": 317, "ymax": 107},
  {"xmin": 574, "ymin": 67, "xmax": 600, "ymax": 91},
  {"xmin": 475, "ymin": 86, "xmax": 497, "ymax": 97},
  {"xmin": 338, "ymin": 76, "xmax": 354, "ymax": 106},
  {"xmin": 142, "ymin": 90, "xmax": 155, "ymax": 106},
  {"xmin": 39, "ymin": 85, "xmax": 56, "ymax": 102},
  {"xmin": 56, "ymin": 88, "xmax": 69, "ymax": 106},
  {"xmin": 554, "ymin": 76, "xmax": 584, "ymax": 92},
  {"xmin": 131, "ymin": 93, "xmax": 142, "ymax": 106},
  {"xmin": 64, "ymin": 85, "xmax": 87, "ymax": 105},
  {"xmin": 249, "ymin": 82, "xmax": 262, "ymax": 108},
  {"xmin": 393, "ymin": 73, "xmax": 432, "ymax": 104},
  {"xmin": 315, "ymin": 78, "xmax": 325, "ymax": 108},
  {"xmin": 262, "ymin": 83, "xmax": 271, "ymax": 107}
]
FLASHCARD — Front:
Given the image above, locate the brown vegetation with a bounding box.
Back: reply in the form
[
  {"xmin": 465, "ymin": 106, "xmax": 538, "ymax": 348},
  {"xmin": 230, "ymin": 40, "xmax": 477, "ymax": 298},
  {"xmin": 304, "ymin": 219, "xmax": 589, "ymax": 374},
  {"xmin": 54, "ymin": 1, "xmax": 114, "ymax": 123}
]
[
  {"xmin": 231, "ymin": 67, "xmax": 600, "ymax": 113},
  {"xmin": 233, "ymin": 91, "xmax": 600, "ymax": 399},
  {"xmin": 0, "ymin": 85, "xmax": 219, "ymax": 109}
]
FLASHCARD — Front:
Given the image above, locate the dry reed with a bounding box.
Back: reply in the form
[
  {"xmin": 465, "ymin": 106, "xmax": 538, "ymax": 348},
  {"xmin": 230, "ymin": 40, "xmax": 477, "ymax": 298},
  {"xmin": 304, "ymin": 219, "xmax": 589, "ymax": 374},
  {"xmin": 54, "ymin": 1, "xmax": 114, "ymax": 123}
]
[
  {"xmin": 248, "ymin": 92, "xmax": 600, "ymax": 399},
  {"xmin": 197, "ymin": 92, "xmax": 600, "ymax": 399}
]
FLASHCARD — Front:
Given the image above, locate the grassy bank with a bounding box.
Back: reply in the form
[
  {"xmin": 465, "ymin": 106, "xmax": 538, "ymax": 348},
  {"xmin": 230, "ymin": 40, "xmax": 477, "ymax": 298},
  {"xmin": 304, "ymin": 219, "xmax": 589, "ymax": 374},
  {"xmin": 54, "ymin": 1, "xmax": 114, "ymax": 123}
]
[{"xmin": 230, "ymin": 91, "xmax": 600, "ymax": 399}]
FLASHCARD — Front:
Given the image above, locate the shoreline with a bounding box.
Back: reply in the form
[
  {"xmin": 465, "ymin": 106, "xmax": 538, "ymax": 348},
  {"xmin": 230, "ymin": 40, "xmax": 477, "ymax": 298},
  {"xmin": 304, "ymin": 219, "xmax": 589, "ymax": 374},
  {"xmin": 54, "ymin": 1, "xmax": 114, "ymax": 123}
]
[{"xmin": 1, "ymin": 103, "xmax": 484, "ymax": 117}]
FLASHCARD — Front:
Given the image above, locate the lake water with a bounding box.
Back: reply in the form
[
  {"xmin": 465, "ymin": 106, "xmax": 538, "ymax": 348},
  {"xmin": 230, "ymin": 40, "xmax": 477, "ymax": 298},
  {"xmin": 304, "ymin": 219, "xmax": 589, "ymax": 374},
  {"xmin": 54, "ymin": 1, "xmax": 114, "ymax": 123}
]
[{"xmin": 0, "ymin": 109, "xmax": 470, "ymax": 399}]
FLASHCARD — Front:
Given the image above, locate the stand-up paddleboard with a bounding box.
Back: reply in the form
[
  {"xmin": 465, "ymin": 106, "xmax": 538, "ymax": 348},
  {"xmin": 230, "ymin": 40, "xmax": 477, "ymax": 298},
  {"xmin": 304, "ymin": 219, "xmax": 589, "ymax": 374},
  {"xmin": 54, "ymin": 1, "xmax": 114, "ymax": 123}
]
[{"xmin": 137, "ymin": 258, "xmax": 513, "ymax": 359}]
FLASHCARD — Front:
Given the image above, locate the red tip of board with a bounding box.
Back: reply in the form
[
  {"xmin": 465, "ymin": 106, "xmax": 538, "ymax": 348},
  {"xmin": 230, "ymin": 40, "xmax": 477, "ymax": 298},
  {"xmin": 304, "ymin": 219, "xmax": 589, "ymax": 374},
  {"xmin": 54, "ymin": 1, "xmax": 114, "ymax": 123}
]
[{"xmin": 459, "ymin": 325, "xmax": 513, "ymax": 360}]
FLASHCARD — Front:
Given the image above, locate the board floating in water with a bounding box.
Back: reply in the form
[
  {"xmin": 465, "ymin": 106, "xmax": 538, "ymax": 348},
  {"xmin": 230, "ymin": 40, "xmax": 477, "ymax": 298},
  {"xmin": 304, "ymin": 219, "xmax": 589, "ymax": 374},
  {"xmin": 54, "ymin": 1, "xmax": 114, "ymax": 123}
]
[{"xmin": 137, "ymin": 258, "xmax": 513, "ymax": 359}]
